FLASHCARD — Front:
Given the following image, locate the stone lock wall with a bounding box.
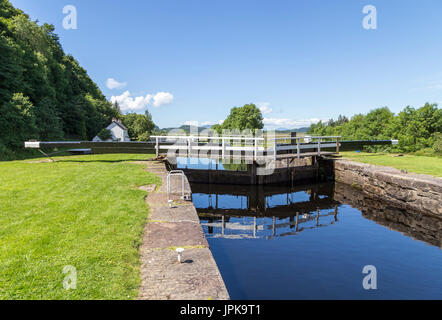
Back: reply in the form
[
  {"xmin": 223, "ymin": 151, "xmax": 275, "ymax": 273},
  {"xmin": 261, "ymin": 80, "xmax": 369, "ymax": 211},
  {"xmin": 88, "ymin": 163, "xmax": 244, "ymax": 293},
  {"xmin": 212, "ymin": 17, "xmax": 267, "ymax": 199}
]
[{"xmin": 334, "ymin": 160, "xmax": 442, "ymax": 218}]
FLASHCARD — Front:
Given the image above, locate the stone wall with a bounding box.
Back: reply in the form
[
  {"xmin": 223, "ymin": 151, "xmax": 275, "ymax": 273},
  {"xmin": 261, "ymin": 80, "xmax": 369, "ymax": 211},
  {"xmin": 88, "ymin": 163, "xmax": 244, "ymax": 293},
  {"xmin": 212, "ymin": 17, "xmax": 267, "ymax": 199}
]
[
  {"xmin": 334, "ymin": 160, "xmax": 442, "ymax": 218},
  {"xmin": 334, "ymin": 182, "xmax": 442, "ymax": 248}
]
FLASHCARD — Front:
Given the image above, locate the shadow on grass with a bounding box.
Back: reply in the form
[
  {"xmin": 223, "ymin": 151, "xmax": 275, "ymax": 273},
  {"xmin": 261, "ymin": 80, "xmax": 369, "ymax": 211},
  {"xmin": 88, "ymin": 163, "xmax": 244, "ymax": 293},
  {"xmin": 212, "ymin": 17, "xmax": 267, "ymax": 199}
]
[{"xmin": 56, "ymin": 158, "xmax": 153, "ymax": 163}]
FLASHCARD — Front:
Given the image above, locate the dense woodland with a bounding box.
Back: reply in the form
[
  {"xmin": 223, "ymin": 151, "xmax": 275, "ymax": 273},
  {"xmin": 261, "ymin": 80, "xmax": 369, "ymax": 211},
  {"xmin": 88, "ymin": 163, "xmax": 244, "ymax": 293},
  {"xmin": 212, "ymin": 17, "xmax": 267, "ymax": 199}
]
[
  {"xmin": 307, "ymin": 104, "xmax": 442, "ymax": 154},
  {"xmin": 0, "ymin": 1, "xmax": 156, "ymax": 160}
]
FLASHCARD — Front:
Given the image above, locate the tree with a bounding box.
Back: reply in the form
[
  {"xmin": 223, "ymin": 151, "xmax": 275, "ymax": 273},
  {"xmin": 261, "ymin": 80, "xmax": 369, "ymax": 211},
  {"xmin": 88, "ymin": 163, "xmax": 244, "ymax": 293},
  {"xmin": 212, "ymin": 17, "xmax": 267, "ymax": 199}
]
[
  {"xmin": 211, "ymin": 124, "xmax": 222, "ymax": 135},
  {"xmin": 218, "ymin": 103, "xmax": 263, "ymax": 133},
  {"xmin": 0, "ymin": 0, "xmax": 123, "ymax": 157},
  {"xmin": 0, "ymin": 93, "xmax": 38, "ymax": 148},
  {"xmin": 434, "ymin": 132, "xmax": 442, "ymax": 154},
  {"xmin": 306, "ymin": 103, "xmax": 441, "ymax": 153},
  {"xmin": 35, "ymin": 97, "xmax": 63, "ymax": 140},
  {"xmin": 122, "ymin": 110, "xmax": 155, "ymax": 141},
  {"xmin": 97, "ymin": 128, "xmax": 112, "ymax": 141}
]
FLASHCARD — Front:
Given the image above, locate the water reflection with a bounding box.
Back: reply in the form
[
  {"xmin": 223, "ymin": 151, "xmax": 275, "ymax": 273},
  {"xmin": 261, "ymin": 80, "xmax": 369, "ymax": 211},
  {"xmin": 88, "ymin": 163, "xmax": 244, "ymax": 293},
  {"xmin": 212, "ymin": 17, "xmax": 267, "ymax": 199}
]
[
  {"xmin": 192, "ymin": 182, "xmax": 442, "ymax": 247},
  {"xmin": 192, "ymin": 181, "xmax": 442, "ymax": 299},
  {"xmin": 193, "ymin": 183, "xmax": 340, "ymax": 240}
]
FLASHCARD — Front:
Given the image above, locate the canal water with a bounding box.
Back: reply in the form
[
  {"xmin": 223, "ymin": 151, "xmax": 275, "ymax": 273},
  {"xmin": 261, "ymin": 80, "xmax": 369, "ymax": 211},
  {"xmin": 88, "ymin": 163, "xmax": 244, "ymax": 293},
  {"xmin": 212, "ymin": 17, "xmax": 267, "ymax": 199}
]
[{"xmin": 191, "ymin": 181, "xmax": 442, "ymax": 299}]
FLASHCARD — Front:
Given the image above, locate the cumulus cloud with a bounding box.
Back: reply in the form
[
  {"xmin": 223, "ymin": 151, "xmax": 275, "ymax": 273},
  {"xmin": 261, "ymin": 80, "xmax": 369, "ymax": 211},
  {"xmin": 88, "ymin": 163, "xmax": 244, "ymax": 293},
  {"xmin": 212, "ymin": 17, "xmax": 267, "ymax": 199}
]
[
  {"xmin": 153, "ymin": 92, "xmax": 174, "ymax": 108},
  {"xmin": 256, "ymin": 102, "xmax": 273, "ymax": 114},
  {"xmin": 110, "ymin": 91, "xmax": 152, "ymax": 112},
  {"xmin": 182, "ymin": 120, "xmax": 223, "ymax": 127},
  {"xmin": 183, "ymin": 121, "xmax": 199, "ymax": 126},
  {"xmin": 263, "ymin": 118, "xmax": 324, "ymax": 129},
  {"xmin": 110, "ymin": 90, "xmax": 174, "ymax": 112},
  {"xmin": 106, "ymin": 78, "xmax": 127, "ymax": 90}
]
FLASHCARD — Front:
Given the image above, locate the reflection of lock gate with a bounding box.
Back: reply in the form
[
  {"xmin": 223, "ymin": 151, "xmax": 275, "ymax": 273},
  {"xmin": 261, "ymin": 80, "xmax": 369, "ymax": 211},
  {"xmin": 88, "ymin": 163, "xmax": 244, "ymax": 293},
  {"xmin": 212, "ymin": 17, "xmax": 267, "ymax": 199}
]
[{"xmin": 200, "ymin": 206, "xmax": 339, "ymax": 240}]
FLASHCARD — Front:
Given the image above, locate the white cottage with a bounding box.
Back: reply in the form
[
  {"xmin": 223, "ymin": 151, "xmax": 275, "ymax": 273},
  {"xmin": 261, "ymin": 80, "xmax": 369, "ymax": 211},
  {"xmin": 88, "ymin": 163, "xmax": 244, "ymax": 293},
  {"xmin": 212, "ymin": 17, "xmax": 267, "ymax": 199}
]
[{"xmin": 93, "ymin": 119, "xmax": 131, "ymax": 142}]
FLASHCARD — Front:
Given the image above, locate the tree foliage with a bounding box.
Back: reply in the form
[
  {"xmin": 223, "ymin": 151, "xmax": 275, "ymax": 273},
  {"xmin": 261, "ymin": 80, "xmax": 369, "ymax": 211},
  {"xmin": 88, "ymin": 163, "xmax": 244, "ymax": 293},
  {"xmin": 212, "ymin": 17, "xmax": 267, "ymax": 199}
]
[
  {"xmin": 307, "ymin": 104, "xmax": 442, "ymax": 153},
  {"xmin": 97, "ymin": 128, "xmax": 112, "ymax": 141},
  {"xmin": 0, "ymin": 0, "xmax": 119, "ymax": 158},
  {"xmin": 122, "ymin": 111, "xmax": 155, "ymax": 141},
  {"xmin": 213, "ymin": 103, "xmax": 263, "ymax": 134},
  {"xmin": 434, "ymin": 132, "xmax": 442, "ymax": 154}
]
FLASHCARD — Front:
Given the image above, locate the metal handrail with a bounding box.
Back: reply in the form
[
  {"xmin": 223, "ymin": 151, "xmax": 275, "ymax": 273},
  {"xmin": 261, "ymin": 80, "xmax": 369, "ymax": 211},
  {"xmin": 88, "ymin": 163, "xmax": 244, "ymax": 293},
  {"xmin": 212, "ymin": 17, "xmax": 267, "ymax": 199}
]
[{"xmin": 167, "ymin": 170, "xmax": 186, "ymax": 200}]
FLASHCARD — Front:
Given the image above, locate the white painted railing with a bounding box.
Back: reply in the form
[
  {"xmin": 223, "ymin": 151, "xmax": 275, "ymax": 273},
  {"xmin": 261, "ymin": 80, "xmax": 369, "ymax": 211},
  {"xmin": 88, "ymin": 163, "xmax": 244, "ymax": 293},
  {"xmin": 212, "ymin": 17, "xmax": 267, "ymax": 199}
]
[
  {"xmin": 271, "ymin": 136, "xmax": 341, "ymax": 160},
  {"xmin": 151, "ymin": 135, "xmax": 341, "ymax": 160}
]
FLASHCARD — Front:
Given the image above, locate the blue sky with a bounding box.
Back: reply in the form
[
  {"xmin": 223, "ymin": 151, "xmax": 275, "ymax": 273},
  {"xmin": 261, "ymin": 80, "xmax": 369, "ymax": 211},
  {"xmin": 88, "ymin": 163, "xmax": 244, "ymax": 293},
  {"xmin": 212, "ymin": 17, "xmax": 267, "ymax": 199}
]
[{"xmin": 10, "ymin": 0, "xmax": 442, "ymax": 128}]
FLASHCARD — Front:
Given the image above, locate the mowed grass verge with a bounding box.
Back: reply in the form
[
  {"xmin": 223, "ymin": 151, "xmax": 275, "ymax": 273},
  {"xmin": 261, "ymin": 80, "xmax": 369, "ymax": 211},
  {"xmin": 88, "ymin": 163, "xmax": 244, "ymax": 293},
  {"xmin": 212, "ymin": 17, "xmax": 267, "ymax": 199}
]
[
  {"xmin": 339, "ymin": 152, "xmax": 442, "ymax": 177},
  {"xmin": 0, "ymin": 154, "xmax": 161, "ymax": 299}
]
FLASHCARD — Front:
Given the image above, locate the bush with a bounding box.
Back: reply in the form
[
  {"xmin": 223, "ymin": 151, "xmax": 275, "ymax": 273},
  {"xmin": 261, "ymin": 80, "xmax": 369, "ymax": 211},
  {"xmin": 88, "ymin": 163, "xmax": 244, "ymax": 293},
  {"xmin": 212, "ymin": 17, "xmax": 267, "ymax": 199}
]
[
  {"xmin": 97, "ymin": 129, "xmax": 112, "ymax": 141},
  {"xmin": 434, "ymin": 132, "xmax": 442, "ymax": 154}
]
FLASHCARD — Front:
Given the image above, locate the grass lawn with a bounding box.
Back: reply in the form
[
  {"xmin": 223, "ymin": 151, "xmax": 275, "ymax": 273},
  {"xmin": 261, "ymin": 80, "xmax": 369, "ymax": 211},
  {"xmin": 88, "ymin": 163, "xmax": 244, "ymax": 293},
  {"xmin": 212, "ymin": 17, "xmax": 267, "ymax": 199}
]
[
  {"xmin": 0, "ymin": 153, "xmax": 161, "ymax": 299},
  {"xmin": 339, "ymin": 151, "xmax": 442, "ymax": 177}
]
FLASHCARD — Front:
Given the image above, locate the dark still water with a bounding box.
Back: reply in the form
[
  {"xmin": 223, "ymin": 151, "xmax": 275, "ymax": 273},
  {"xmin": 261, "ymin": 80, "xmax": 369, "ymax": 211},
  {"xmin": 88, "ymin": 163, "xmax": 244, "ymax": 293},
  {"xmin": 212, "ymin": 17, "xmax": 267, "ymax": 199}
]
[{"xmin": 191, "ymin": 182, "xmax": 442, "ymax": 300}]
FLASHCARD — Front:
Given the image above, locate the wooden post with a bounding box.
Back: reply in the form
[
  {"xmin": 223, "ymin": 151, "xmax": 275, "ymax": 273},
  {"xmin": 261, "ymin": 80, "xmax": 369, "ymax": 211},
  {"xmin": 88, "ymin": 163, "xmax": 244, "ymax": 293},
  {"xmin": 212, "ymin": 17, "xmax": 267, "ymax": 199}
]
[
  {"xmin": 187, "ymin": 137, "xmax": 191, "ymax": 157},
  {"xmin": 317, "ymin": 138, "xmax": 321, "ymax": 156},
  {"xmin": 254, "ymin": 138, "xmax": 258, "ymax": 161},
  {"xmin": 297, "ymin": 138, "xmax": 300, "ymax": 158},
  {"xmin": 316, "ymin": 208, "xmax": 320, "ymax": 226},
  {"xmin": 291, "ymin": 132, "xmax": 297, "ymax": 153},
  {"xmin": 295, "ymin": 212, "xmax": 299, "ymax": 231},
  {"xmin": 336, "ymin": 137, "xmax": 340, "ymax": 154},
  {"xmin": 155, "ymin": 137, "xmax": 159, "ymax": 158},
  {"xmin": 273, "ymin": 138, "xmax": 277, "ymax": 160}
]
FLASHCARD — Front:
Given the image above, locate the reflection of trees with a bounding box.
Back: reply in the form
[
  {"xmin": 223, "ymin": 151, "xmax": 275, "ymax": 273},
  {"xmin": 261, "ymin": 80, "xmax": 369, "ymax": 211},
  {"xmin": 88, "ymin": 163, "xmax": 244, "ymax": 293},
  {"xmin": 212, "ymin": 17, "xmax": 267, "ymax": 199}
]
[{"xmin": 220, "ymin": 160, "xmax": 248, "ymax": 172}]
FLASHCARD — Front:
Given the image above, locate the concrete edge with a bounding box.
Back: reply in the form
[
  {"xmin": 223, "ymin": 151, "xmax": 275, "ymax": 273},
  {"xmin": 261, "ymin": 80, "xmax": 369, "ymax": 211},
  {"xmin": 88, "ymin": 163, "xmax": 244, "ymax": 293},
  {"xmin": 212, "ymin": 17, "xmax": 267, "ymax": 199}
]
[{"xmin": 137, "ymin": 159, "xmax": 230, "ymax": 300}]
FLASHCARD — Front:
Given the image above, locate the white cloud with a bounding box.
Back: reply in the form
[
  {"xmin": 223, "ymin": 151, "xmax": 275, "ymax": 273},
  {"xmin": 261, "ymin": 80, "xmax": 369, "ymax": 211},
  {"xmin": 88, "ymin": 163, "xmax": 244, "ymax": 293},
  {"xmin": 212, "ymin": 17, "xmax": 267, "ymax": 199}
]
[
  {"xmin": 201, "ymin": 120, "xmax": 224, "ymax": 126},
  {"xmin": 182, "ymin": 120, "xmax": 223, "ymax": 127},
  {"xmin": 106, "ymin": 78, "xmax": 127, "ymax": 90},
  {"xmin": 110, "ymin": 91, "xmax": 152, "ymax": 112},
  {"xmin": 263, "ymin": 118, "xmax": 324, "ymax": 129},
  {"xmin": 257, "ymin": 102, "xmax": 273, "ymax": 114},
  {"xmin": 153, "ymin": 92, "xmax": 174, "ymax": 108},
  {"xmin": 110, "ymin": 90, "xmax": 174, "ymax": 112},
  {"xmin": 183, "ymin": 121, "xmax": 199, "ymax": 126}
]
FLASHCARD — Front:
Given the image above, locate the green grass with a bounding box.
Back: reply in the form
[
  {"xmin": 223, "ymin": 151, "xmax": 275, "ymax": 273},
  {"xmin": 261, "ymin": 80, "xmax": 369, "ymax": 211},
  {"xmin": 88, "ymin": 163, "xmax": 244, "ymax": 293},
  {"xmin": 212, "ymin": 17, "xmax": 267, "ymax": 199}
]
[
  {"xmin": 340, "ymin": 151, "xmax": 442, "ymax": 177},
  {"xmin": 0, "ymin": 153, "xmax": 161, "ymax": 300}
]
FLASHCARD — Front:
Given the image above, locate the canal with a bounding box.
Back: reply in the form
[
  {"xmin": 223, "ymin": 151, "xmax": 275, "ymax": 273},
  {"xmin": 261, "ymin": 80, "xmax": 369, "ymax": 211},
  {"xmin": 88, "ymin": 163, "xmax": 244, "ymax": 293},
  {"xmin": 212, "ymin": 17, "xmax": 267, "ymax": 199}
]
[{"xmin": 190, "ymin": 181, "xmax": 442, "ymax": 299}]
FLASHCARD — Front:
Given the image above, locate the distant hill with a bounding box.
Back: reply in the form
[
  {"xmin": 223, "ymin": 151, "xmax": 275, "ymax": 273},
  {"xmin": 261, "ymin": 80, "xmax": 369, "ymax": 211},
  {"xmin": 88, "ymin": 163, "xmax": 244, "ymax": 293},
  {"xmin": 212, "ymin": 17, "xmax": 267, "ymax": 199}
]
[
  {"xmin": 272, "ymin": 127, "xmax": 309, "ymax": 133},
  {"xmin": 156, "ymin": 125, "xmax": 310, "ymax": 135},
  {"xmin": 157, "ymin": 125, "xmax": 210, "ymax": 134}
]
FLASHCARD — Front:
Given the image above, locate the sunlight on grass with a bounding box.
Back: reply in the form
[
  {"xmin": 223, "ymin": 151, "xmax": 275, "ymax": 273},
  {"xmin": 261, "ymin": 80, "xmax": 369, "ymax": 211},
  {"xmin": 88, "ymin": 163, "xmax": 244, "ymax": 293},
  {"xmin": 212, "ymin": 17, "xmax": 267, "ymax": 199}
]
[
  {"xmin": 340, "ymin": 152, "xmax": 442, "ymax": 177},
  {"xmin": 0, "ymin": 154, "xmax": 161, "ymax": 299}
]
